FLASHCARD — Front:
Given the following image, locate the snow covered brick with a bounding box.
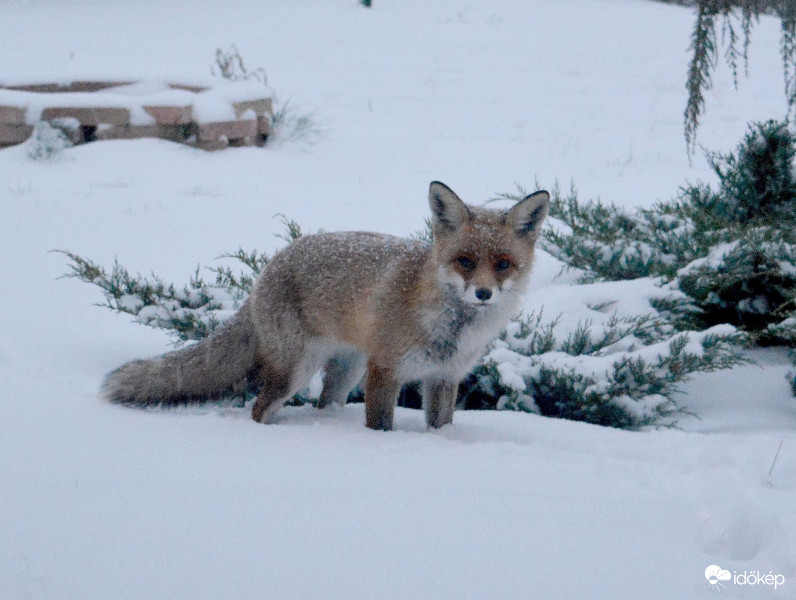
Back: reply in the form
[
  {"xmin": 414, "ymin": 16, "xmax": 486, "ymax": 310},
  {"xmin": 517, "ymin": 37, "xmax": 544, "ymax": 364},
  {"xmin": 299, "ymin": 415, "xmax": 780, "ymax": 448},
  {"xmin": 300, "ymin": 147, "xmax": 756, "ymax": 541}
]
[
  {"xmin": 197, "ymin": 119, "xmax": 258, "ymax": 147},
  {"xmin": 143, "ymin": 105, "xmax": 193, "ymax": 125},
  {"xmin": 94, "ymin": 124, "xmax": 188, "ymax": 143},
  {"xmin": 0, "ymin": 123, "xmax": 34, "ymax": 145},
  {"xmin": 40, "ymin": 106, "xmax": 131, "ymax": 127},
  {"xmin": 0, "ymin": 105, "xmax": 27, "ymax": 125},
  {"xmin": 0, "ymin": 80, "xmax": 274, "ymax": 151}
]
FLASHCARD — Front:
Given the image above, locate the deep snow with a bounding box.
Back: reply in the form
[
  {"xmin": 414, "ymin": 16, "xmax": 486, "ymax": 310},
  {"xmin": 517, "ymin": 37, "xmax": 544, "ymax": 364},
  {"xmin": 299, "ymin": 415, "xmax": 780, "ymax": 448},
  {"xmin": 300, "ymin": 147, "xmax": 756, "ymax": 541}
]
[{"xmin": 1, "ymin": 1, "xmax": 795, "ymax": 598}]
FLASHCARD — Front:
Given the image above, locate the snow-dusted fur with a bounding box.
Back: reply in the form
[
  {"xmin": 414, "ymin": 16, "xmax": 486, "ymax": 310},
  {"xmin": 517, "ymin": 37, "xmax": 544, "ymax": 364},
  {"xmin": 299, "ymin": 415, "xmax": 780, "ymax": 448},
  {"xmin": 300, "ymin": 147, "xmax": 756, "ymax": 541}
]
[
  {"xmin": 102, "ymin": 310, "xmax": 260, "ymax": 407},
  {"xmin": 103, "ymin": 182, "xmax": 549, "ymax": 430}
]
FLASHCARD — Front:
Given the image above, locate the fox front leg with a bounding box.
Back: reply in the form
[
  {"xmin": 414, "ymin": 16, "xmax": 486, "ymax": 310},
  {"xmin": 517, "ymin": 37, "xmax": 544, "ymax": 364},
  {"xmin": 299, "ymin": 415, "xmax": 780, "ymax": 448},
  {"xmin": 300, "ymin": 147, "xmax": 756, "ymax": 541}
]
[
  {"xmin": 423, "ymin": 379, "xmax": 457, "ymax": 429},
  {"xmin": 364, "ymin": 361, "xmax": 401, "ymax": 431}
]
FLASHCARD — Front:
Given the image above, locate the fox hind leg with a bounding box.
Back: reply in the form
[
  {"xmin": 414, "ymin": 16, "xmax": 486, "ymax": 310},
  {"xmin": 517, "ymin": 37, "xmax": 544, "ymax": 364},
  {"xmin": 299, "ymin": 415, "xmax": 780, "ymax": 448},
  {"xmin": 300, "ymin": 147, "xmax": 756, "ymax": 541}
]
[
  {"xmin": 317, "ymin": 351, "xmax": 366, "ymax": 409},
  {"xmin": 252, "ymin": 338, "xmax": 346, "ymax": 424},
  {"xmin": 251, "ymin": 369, "xmax": 295, "ymax": 424}
]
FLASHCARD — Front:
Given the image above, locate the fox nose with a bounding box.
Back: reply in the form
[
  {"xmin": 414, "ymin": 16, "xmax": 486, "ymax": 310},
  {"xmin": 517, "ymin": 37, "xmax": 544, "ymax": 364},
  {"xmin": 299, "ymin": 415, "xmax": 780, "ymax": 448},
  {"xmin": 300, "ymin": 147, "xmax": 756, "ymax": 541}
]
[{"xmin": 475, "ymin": 287, "xmax": 492, "ymax": 302}]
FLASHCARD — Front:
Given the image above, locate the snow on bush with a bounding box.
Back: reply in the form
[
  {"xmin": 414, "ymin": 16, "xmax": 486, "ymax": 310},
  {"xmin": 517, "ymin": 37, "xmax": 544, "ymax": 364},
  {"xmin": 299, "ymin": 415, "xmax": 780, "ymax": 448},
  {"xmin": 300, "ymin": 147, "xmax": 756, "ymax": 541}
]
[
  {"xmin": 25, "ymin": 119, "xmax": 75, "ymax": 161},
  {"xmin": 536, "ymin": 120, "xmax": 796, "ymax": 391},
  {"xmin": 474, "ymin": 311, "xmax": 741, "ymax": 428}
]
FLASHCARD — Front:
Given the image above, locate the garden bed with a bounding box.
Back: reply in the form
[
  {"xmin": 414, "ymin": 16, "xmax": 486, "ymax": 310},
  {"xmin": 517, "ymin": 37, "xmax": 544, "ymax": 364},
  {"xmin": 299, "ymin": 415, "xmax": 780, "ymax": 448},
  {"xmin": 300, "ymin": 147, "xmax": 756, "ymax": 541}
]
[{"xmin": 0, "ymin": 79, "xmax": 273, "ymax": 150}]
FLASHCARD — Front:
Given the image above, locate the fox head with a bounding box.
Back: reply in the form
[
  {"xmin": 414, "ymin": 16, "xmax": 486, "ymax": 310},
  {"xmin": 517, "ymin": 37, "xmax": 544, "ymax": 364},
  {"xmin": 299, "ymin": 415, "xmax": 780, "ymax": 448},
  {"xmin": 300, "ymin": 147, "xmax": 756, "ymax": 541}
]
[{"xmin": 428, "ymin": 181, "xmax": 549, "ymax": 308}]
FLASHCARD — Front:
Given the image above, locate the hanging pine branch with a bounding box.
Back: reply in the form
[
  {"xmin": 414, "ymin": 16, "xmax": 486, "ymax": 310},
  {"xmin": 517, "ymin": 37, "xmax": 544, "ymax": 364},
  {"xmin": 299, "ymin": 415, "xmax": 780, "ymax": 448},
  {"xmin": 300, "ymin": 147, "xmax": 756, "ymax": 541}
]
[{"xmin": 684, "ymin": 0, "xmax": 796, "ymax": 154}]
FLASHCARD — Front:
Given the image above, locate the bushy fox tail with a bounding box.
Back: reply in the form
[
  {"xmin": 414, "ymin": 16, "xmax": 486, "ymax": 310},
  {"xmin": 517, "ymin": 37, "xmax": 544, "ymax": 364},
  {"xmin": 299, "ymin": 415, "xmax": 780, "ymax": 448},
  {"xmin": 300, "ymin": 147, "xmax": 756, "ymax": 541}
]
[{"xmin": 102, "ymin": 309, "xmax": 260, "ymax": 407}]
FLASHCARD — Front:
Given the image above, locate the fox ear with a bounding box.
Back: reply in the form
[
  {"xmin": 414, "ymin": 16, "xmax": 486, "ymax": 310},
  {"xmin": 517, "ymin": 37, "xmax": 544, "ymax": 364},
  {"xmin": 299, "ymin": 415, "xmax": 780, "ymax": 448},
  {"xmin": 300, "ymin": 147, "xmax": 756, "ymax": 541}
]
[
  {"xmin": 506, "ymin": 190, "xmax": 550, "ymax": 239},
  {"xmin": 429, "ymin": 181, "xmax": 470, "ymax": 233}
]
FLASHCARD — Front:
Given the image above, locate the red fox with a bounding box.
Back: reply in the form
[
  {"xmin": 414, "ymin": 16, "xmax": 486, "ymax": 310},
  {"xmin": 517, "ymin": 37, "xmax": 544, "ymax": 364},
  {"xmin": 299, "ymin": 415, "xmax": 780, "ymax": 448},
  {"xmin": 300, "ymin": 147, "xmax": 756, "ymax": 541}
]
[{"xmin": 103, "ymin": 182, "xmax": 550, "ymax": 430}]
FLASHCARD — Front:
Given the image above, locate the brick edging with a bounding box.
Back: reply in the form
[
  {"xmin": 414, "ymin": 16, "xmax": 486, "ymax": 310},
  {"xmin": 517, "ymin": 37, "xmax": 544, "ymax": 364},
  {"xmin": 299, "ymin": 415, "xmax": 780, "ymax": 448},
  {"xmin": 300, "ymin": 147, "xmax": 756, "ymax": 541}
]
[{"xmin": 0, "ymin": 81, "xmax": 274, "ymax": 151}]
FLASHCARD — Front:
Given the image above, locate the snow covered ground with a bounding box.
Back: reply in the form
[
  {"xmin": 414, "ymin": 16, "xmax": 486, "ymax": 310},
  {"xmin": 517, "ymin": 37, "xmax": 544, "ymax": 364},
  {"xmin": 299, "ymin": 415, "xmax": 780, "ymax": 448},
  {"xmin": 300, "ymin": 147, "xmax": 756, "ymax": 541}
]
[{"xmin": 1, "ymin": 1, "xmax": 794, "ymax": 598}]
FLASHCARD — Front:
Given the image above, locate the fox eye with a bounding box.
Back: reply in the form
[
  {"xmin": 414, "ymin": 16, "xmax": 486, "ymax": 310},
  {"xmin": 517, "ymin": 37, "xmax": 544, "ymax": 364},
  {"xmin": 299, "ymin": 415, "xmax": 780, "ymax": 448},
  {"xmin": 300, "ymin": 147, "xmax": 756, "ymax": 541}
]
[
  {"xmin": 455, "ymin": 256, "xmax": 476, "ymax": 270},
  {"xmin": 495, "ymin": 259, "xmax": 512, "ymax": 272}
]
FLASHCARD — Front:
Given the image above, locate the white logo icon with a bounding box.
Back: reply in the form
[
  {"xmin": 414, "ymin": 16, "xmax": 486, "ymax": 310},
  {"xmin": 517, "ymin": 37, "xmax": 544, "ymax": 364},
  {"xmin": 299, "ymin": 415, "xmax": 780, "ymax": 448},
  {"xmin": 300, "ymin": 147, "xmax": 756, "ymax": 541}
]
[
  {"xmin": 705, "ymin": 565, "xmax": 732, "ymax": 591},
  {"xmin": 704, "ymin": 564, "xmax": 785, "ymax": 591}
]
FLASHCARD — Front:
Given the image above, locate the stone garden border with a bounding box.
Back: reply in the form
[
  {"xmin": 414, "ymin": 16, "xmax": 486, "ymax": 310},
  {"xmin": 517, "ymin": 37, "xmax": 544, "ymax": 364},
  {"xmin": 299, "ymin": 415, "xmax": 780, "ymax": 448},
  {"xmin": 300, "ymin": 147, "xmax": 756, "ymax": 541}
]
[{"xmin": 0, "ymin": 80, "xmax": 273, "ymax": 151}]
